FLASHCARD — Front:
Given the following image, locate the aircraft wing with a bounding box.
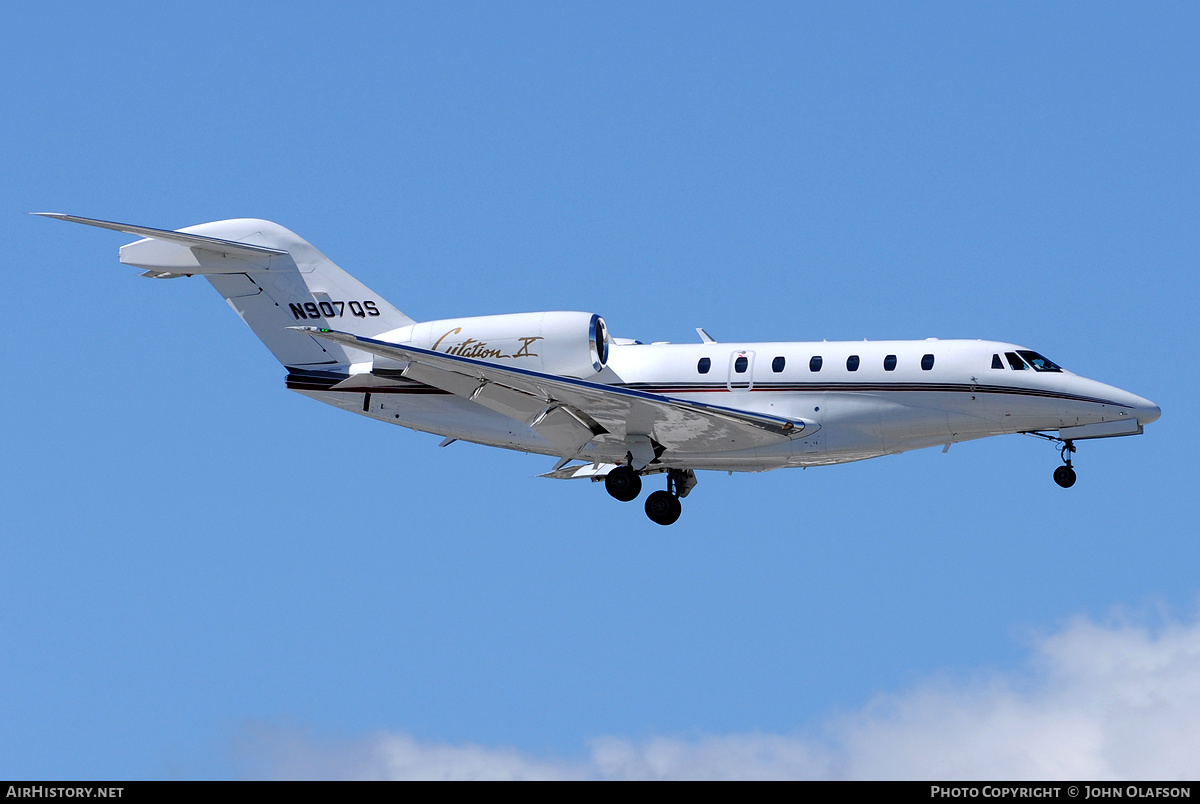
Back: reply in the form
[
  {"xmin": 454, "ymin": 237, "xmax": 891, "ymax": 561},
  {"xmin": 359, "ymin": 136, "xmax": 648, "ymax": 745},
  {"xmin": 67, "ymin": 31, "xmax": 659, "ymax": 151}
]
[{"xmin": 295, "ymin": 326, "xmax": 817, "ymax": 460}]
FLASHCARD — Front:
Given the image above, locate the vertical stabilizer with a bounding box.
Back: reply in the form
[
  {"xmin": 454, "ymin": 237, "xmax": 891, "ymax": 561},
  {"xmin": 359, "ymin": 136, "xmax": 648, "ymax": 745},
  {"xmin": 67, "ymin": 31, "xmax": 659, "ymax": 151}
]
[{"xmin": 39, "ymin": 214, "xmax": 416, "ymax": 369}]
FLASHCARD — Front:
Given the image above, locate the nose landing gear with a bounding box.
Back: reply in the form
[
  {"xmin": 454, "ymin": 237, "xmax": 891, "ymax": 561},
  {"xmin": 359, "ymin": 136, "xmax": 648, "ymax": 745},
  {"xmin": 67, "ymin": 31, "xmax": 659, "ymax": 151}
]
[
  {"xmin": 1053, "ymin": 439, "xmax": 1077, "ymax": 488},
  {"xmin": 1025, "ymin": 432, "xmax": 1079, "ymax": 488}
]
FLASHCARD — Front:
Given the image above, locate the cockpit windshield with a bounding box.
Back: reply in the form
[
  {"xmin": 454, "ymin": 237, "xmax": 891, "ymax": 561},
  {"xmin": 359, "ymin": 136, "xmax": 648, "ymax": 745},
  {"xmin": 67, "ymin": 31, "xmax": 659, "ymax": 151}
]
[
  {"xmin": 1017, "ymin": 350, "xmax": 1063, "ymax": 372},
  {"xmin": 1005, "ymin": 352, "xmax": 1027, "ymax": 370}
]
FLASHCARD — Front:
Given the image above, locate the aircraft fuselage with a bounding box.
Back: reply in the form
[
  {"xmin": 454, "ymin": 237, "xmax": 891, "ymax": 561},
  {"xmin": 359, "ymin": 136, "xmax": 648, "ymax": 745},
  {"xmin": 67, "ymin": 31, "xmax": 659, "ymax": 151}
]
[{"xmin": 292, "ymin": 337, "xmax": 1159, "ymax": 472}]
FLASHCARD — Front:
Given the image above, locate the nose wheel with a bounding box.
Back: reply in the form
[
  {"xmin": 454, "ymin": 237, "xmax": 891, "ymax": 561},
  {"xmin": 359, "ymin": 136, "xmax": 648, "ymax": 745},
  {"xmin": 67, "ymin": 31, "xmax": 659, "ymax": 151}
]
[{"xmin": 1053, "ymin": 439, "xmax": 1076, "ymax": 488}]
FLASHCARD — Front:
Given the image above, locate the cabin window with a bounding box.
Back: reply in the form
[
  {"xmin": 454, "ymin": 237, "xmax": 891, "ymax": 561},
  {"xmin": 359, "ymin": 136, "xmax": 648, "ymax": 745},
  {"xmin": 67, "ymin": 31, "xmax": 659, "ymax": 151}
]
[
  {"xmin": 991, "ymin": 353, "xmax": 1004, "ymax": 369},
  {"xmin": 1005, "ymin": 352, "xmax": 1028, "ymax": 370},
  {"xmin": 847, "ymin": 355, "xmax": 860, "ymax": 371},
  {"xmin": 697, "ymin": 357, "xmax": 711, "ymax": 374},
  {"xmin": 921, "ymin": 353, "xmax": 935, "ymax": 371},
  {"xmin": 734, "ymin": 356, "xmax": 749, "ymax": 373},
  {"xmin": 809, "ymin": 355, "xmax": 823, "ymax": 372},
  {"xmin": 883, "ymin": 354, "xmax": 897, "ymax": 371},
  {"xmin": 772, "ymin": 356, "xmax": 785, "ymax": 373},
  {"xmin": 1017, "ymin": 350, "xmax": 1063, "ymax": 372}
]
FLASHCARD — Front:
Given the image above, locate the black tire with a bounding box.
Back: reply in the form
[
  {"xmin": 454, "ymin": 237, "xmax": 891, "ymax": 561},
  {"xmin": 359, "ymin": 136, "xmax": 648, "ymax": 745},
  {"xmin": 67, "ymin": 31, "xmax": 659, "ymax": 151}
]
[
  {"xmin": 1053, "ymin": 465, "xmax": 1077, "ymax": 488},
  {"xmin": 644, "ymin": 490, "xmax": 682, "ymax": 526},
  {"xmin": 605, "ymin": 466, "xmax": 642, "ymax": 502}
]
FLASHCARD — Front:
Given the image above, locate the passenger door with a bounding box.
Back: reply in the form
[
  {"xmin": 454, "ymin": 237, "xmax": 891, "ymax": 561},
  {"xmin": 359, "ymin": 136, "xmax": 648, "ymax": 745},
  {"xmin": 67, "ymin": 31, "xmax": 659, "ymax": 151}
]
[{"xmin": 727, "ymin": 350, "xmax": 755, "ymax": 392}]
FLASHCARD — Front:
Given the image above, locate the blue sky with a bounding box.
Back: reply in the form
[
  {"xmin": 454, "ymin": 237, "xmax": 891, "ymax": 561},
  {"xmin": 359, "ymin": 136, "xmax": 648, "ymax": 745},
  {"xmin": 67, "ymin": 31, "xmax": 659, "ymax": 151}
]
[{"xmin": 3, "ymin": 2, "xmax": 1198, "ymax": 779}]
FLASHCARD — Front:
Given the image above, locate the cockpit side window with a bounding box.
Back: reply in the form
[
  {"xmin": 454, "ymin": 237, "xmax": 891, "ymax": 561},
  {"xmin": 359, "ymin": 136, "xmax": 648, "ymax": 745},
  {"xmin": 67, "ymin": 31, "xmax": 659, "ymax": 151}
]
[
  {"xmin": 1017, "ymin": 350, "xmax": 1063, "ymax": 372},
  {"xmin": 1005, "ymin": 352, "xmax": 1028, "ymax": 370},
  {"xmin": 992, "ymin": 354, "xmax": 1004, "ymax": 369}
]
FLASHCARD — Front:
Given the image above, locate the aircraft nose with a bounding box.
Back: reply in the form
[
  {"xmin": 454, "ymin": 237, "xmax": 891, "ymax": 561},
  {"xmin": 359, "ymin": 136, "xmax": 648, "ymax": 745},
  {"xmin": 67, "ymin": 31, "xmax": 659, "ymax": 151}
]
[
  {"xmin": 1080, "ymin": 377, "xmax": 1161, "ymax": 426},
  {"xmin": 1136, "ymin": 397, "xmax": 1161, "ymax": 425}
]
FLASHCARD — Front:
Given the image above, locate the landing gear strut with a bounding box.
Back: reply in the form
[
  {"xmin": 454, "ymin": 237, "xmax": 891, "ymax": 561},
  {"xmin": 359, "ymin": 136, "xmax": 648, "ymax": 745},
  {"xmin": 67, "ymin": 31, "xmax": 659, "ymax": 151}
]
[{"xmin": 1054, "ymin": 439, "xmax": 1077, "ymax": 488}]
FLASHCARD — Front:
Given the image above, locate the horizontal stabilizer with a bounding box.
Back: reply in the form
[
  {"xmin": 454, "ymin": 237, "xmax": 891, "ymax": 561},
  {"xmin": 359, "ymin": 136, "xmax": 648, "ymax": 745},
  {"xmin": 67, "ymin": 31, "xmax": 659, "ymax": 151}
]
[{"xmin": 33, "ymin": 213, "xmax": 288, "ymax": 258}]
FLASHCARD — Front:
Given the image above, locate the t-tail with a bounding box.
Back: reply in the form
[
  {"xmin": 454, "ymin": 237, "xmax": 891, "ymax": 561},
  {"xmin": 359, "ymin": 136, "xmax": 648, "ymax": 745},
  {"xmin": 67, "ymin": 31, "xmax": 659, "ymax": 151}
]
[{"xmin": 36, "ymin": 214, "xmax": 415, "ymax": 370}]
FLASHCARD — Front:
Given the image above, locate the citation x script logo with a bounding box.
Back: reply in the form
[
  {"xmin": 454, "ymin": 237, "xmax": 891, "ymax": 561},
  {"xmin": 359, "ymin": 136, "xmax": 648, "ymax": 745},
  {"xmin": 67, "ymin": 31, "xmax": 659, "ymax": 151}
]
[{"xmin": 432, "ymin": 327, "xmax": 543, "ymax": 359}]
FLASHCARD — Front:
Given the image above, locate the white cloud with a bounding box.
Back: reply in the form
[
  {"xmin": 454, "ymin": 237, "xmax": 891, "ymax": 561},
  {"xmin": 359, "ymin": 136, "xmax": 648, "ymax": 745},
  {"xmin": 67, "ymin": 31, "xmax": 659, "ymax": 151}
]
[
  {"xmin": 240, "ymin": 611, "xmax": 1200, "ymax": 780},
  {"xmin": 239, "ymin": 728, "xmax": 589, "ymax": 780}
]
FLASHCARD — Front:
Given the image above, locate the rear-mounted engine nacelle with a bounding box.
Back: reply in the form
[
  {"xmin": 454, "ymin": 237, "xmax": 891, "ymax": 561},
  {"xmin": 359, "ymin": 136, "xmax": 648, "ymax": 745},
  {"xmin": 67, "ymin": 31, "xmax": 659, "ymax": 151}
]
[{"xmin": 387, "ymin": 311, "xmax": 610, "ymax": 378}]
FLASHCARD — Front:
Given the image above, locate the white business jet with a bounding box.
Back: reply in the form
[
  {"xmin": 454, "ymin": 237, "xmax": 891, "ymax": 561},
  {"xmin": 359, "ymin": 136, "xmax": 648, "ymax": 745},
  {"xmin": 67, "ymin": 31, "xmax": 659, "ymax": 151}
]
[{"xmin": 40, "ymin": 214, "xmax": 1160, "ymax": 525}]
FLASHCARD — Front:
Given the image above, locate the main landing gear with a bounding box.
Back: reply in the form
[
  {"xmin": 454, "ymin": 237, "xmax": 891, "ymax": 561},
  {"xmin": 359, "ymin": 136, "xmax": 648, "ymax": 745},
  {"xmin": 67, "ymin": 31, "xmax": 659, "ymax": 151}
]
[
  {"xmin": 603, "ymin": 466, "xmax": 696, "ymax": 525},
  {"xmin": 644, "ymin": 490, "xmax": 682, "ymax": 526},
  {"xmin": 604, "ymin": 465, "xmax": 642, "ymax": 502}
]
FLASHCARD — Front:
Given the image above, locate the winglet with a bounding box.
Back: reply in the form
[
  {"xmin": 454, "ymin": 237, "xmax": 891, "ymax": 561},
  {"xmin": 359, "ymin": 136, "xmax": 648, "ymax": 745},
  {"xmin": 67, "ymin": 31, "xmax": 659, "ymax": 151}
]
[{"xmin": 696, "ymin": 327, "xmax": 716, "ymax": 343}]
